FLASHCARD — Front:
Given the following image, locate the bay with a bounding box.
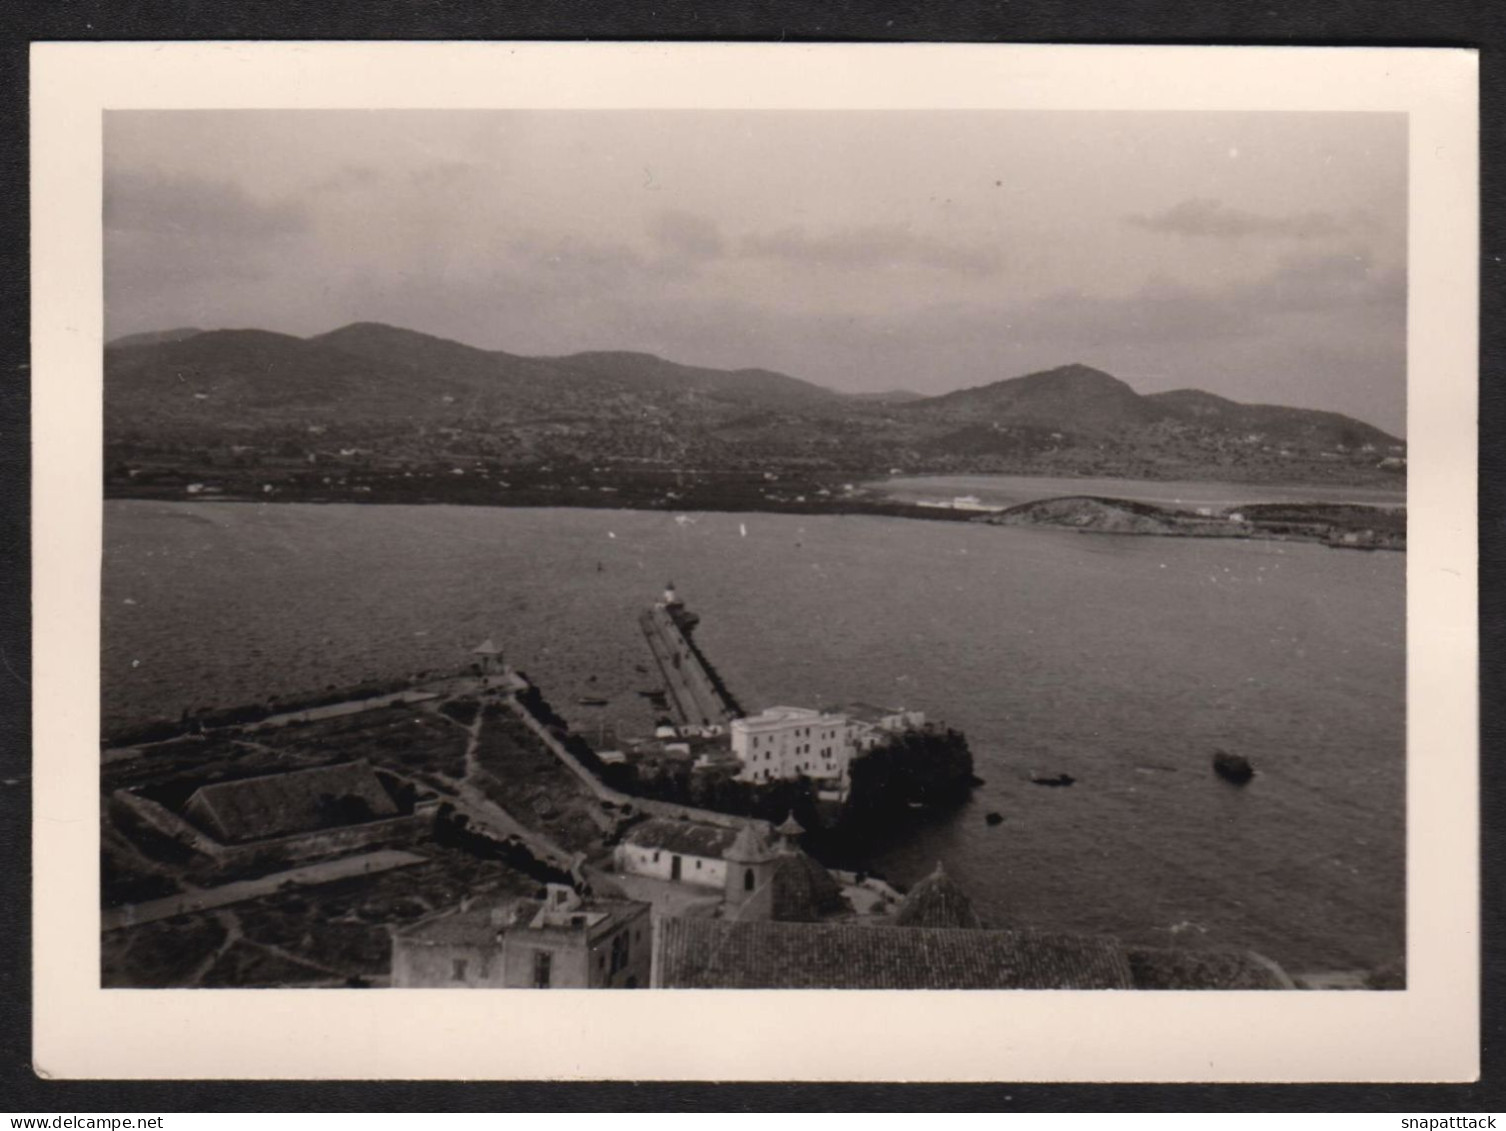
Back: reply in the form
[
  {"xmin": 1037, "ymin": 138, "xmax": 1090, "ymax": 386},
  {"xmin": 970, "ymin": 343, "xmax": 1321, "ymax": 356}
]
[{"xmin": 102, "ymin": 498, "xmax": 1404, "ymax": 974}]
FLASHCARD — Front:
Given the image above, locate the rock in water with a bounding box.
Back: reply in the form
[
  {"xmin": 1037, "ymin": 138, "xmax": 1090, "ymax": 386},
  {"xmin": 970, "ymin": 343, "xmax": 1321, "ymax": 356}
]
[
  {"xmin": 1213, "ymin": 750, "xmax": 1254, "ymax": 785},
  {"xmin": 985, "ymin": 811, "xmax": 1004, "ymax": 826}
]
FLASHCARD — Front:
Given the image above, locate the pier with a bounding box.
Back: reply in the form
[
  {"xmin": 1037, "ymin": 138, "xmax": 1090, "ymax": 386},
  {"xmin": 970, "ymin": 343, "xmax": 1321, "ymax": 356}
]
[{"xmin": 638, "ymin": 587, "xmax": 742, "ymax": 728}]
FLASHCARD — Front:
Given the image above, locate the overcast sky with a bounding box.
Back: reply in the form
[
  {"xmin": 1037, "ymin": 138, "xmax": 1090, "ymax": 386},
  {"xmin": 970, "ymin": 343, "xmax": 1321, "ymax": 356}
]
[{"xmin": 104, "ymin": 110, "xmax": 1408, "ymax": 434}]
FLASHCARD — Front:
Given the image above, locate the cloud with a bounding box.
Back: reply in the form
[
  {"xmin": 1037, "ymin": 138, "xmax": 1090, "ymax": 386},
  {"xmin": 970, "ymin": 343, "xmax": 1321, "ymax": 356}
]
[
  {"xmin": 407, "ymin": 161, "xmax": 488, "ymax": 189},
  {"xmin": 104, "ymin": 169, "xmax": 308, "ymax": 240},
  {"xmin": 648, "ymin": 210, "xmax": 726, "ymax": 261},
  {"xmin": 1018, "ymin": 249, "xmax": 1402, "ymax": 352},
  {"xmin": 1125, "ymin": 198, "xmax": 1352, "ymax": 240},
  {"xmin": 312, "ymin": 164, "xmax": 384, "ymax": 195},
  {"xmin": 507, "ymin": 234, "xmax": 646, "ymax": 276},
  {"xmin": 104, "ymin": 170, "xmax": 312, "ymax": 334},
  {"xmin": 740, "ymin": 222, "xmax": 1003, "ymax": 276}
]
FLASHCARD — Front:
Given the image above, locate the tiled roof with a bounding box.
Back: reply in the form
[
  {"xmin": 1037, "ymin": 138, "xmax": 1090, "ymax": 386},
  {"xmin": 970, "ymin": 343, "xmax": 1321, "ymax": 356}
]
[
  {"xmin": 622, "ymin": 818, "xmax": 740, "ymax": 859},
  {"xmin": 1125, "ymin": 947, "xmax": 1293, "ymax": 990},
  {"xmin": 398, "ymin": 896, "xmax": 649, "ymax": 947},
  {"xmin": 185, "ymin": 760, "xmax": 399, "ymax": 843},
  {"xmin": 894, "ymin": 864, "xmax": 984, "ymax": 929},
  {"xmin": 655, "ymin": 918, "xmax": 1134, "ymax": 989}
]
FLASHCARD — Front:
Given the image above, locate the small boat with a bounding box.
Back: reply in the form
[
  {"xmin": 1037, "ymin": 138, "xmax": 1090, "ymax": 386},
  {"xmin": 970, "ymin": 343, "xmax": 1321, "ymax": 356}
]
[
  {"xmin": 1213, "ymin": 750, "xmax": 1254, "ymax": 785},
  {"xmin": 1030, "ymin": 773, "xmax": 1076, "ymax": 788},
  {"xmin": 577, "ymin": 696, "xmax": 609, "ymax": 707}
]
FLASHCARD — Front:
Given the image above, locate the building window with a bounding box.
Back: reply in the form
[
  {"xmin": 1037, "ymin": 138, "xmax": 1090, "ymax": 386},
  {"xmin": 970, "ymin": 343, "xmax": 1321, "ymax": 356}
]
[
  {"xmin": 744, "ymin": 868, "xmax": 755, "ymax": 892},
  {"xmin": 533, "ymin": 950, "xmax": 552, "ymax": 988},
  {"xmin": 610, "ymin": 931, "xmax": 630, "ymax": 975},
  {"xmin": 452, "ymin": 958, "xmax": 468, "ymax": 982},
  {"xmin": 653, "ymin": 851, "xmax": 660, "ymax": 862}
]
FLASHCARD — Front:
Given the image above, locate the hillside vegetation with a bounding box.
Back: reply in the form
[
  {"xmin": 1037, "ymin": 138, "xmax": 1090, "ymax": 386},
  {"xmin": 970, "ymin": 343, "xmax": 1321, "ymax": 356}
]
[{"xmin": 104, "ymin": 322, "xmax": 1406, "ymax": 497}]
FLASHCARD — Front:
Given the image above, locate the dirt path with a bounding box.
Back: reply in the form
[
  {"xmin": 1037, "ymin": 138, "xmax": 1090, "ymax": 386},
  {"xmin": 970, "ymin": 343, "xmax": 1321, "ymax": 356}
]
[
  {"xmin": 187, "ymin": 910, "xmax": 241, "ymax": 987},
  {"xmin": 104, "ymin": 849, "xmax": 427, "ymax": 930}
]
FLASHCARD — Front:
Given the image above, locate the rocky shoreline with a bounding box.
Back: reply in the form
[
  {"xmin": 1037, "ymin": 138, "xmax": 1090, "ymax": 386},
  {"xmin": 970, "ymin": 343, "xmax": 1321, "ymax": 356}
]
[{"xmin": 977, "ymin": 495, "xmax": 1405, "ymax": 551}]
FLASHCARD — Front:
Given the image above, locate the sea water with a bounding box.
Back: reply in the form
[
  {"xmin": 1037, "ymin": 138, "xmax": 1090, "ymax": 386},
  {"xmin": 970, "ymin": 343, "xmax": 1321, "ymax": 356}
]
[{"xmin": 102, "ymin": 499, "xmax": 1404, "ymax": 973}]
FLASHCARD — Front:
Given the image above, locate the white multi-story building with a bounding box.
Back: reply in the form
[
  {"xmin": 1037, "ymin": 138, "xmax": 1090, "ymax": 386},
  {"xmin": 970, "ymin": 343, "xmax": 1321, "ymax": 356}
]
[
  {"xmin": 731, "ymin": 703, "xmax": 929, "ymax": 794},
  {"xmin": 732, "ymin": 706, "xmax": 853, "ymax": 787}
]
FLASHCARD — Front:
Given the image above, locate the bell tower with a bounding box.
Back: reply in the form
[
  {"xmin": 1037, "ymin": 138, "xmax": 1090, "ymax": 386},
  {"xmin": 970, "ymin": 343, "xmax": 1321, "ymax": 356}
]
[{"xmin": 722, "ymin": 822, "xmax": 779, "ymax": 920}]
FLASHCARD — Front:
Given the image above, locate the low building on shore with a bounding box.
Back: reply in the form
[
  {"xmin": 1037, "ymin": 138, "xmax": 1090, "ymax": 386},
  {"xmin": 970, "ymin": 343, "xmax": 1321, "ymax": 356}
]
[
  {"xmin": 614, "ymin": 817, "xmax": 739, "ymax": 889},
  {"xmin": 841, "ymin": 701, "xmax": 927, "ymax": 751},
  {"xmin": 391, "ymin": 884, "xmax": 651, "ymax": 989},
  {"xmin": 608, "ymin": 814, "xmax": 848, "ymax": 924},
  {"xmin": 183, "ymin": 760, "xmax": 401, "ymax": 844}
]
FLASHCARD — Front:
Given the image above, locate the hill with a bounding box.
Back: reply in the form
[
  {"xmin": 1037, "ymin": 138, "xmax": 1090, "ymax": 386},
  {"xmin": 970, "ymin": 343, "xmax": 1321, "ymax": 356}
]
[
  {"xmin": 104, "ymin": 321, "xmax": 1405, "ymax": 490},
  {"xmin": 547, "ymin": 350, "xmax": 838, "ymax": 408},
  {"xmin": 106, "ymin": 327, "xmax": 204, "ymax": 350},
  {"xmin": 105, "ymin": 329, "xmax": 428, "ymax": 437},
  {"xmin": 911, "ymin": 364, "xmax": 1161, "ymax": 432},
  {"xmin": 1146, "ymin": 388, "xmax": 1398, "ymax": 451}
]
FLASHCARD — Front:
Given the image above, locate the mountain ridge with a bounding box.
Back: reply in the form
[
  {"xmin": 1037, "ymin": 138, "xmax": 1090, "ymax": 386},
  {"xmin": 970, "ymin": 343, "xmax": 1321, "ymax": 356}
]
[{"xmin": 103, "ymin": 320, "xmax": 1404, "ymax": 483}]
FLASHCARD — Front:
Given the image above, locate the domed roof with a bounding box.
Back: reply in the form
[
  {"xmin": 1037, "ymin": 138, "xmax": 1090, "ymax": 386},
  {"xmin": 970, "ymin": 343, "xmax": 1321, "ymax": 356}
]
[
  {"xmin": 769, "ymin": 852, "xmax": 844, "ymax": 923},
  {"xmin": 894, "ymin": 862, "xmax": 983, "ymax": 929}
]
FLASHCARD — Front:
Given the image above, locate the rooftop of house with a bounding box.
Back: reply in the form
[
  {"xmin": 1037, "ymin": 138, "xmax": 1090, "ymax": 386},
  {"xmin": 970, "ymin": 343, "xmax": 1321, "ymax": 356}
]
[
  {"xmin": 733, "ymin": 706, "xmax": 841, "ymax": 728},
  {"xmin": 655, "ymin": 918, "xmax": 1135, "ymax": 989},
  {"xmin": 621, "ymin": 817, "xmax": 741, "ymax": 859},
  {"xmin": 183, "ymin": 760, "xmax": 400, "ymax": 844},
  {"xmin": 396, "ymin": 892, "xmax": 649, "ymax": 949}
]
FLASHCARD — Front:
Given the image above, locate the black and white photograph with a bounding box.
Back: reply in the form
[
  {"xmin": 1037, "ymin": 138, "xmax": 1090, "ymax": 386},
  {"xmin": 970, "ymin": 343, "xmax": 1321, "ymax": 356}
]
[
  {"xmin": 29, "ymin": 42, "xmax": 1478, "ymax": 1082},
  {"xmin": 95, "ymin": 104, "xmax": 1410, "ymax": 993}
]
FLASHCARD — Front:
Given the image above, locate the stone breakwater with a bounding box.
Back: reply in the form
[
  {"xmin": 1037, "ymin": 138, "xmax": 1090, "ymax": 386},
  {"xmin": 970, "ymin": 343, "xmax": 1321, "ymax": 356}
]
[{"xmin": 638, "ymin": 604, "xmax": 742, "ymax": 728}]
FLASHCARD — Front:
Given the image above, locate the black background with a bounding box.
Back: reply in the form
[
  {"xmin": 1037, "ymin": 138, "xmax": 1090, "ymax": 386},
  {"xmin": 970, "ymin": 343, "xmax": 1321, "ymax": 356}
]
[{"xmin": 0, "ymin": 0, "xmax": 1500, "ymax": 1113}]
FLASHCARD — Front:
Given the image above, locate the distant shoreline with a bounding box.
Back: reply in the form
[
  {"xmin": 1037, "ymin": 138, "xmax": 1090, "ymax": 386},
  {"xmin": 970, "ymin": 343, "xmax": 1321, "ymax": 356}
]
[
  {"xmin": 106, "ymin": 481, "xmax": 1405, "ymax": 551},
  {"xmin": 979, "ymin": 495, "xmax": 1406, "ymax": 551}
]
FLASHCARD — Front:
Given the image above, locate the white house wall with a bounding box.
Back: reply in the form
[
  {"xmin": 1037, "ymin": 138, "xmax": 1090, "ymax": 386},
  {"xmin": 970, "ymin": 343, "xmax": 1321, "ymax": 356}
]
[{"xmin": 616, "ymin": 843, "xmax": 727, "ymax": 889}]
